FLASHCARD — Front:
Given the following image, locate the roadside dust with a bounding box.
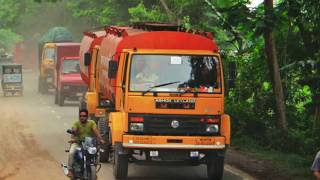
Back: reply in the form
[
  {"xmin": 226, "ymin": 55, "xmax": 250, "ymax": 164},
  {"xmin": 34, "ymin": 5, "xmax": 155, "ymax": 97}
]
[{"xmin": 0, "ymin": 105, "xmax": 65, "ymax": 180}]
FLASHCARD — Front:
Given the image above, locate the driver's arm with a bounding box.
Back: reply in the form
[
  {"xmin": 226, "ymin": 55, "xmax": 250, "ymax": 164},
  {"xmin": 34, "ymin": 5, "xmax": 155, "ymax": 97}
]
[
  {"xmin": 71, "ymin": 126, "xmax": 78, "ymax": 142},
  {"xmin": 312, "ymin": 153, "xmax": 320, "ymax": 179},
  {"xmin": 92, "ymin": 126, "xmax": 104, "ymax": 143},
  {"xmin": 314, "ymin": 171, "xmax": 320, "ymax": 180}
]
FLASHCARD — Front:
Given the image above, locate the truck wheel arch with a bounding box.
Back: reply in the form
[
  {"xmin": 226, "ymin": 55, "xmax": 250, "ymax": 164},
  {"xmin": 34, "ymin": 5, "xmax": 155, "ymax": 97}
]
[
  {"xmin": 109, "ymin": 112, "xmax": 127, "ymax": 145},
  {"xmin": 220, "ymin": 114, "xmax": 231, "ymax": 145}
]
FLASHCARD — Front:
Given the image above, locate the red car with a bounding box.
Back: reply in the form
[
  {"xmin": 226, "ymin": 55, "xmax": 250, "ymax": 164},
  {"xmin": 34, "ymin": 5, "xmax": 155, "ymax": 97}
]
[{"xmin": 55, "ymin": 56, "xmax": 87, "ymax": 106}]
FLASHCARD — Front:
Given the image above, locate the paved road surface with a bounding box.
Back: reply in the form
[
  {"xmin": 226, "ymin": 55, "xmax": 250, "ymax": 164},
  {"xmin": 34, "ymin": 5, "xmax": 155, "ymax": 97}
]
[{"xmin": 0, "ymin": 71, "xmax": 254, "ymax": 180}]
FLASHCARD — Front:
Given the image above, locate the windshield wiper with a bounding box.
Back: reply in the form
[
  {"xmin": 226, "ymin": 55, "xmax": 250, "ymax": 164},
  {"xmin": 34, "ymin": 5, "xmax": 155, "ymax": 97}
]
[
  {"xmin": 178, "ymin": 87, "xmax": 202, "ymax": 97},
  {"xmin": 142, "ymin": 81, "xmax": 180, "ymax": 96},
  {"xmin": 177, "ymin": 88, "xmax": 196, "ymax": 97}
]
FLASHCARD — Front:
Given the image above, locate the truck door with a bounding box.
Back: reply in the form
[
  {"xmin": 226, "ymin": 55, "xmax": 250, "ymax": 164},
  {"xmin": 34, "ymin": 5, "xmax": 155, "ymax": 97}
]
[{"xmin": 116, "ymin": 53, "xmax": 129, "ymax": 110}]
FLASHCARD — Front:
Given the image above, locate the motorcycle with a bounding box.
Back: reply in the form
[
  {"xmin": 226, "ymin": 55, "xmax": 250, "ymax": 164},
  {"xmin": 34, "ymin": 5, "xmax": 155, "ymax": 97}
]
[{"xmin": 62, "ymin": 129, "xmax": 100, "ymax": 180}]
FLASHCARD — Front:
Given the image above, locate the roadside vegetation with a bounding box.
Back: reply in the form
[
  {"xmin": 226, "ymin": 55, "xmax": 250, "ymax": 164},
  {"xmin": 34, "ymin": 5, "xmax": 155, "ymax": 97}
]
[{"xmin": 0, "ymin": 0, "xmax": 319, "ymax": 179}]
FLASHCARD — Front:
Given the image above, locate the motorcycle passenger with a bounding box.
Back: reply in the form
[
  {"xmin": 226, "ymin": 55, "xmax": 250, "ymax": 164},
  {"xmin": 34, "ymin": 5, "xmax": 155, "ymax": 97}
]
[{"xmin": 67, "ymin": 109, "xmax": 105, "ymax": 178}]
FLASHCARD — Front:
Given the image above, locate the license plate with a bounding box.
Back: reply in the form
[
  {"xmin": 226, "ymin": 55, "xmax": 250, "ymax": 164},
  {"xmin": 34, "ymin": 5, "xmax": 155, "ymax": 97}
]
[{"xmin": 76, "ymin": 93, "xmax": 83, "ymax": 96}]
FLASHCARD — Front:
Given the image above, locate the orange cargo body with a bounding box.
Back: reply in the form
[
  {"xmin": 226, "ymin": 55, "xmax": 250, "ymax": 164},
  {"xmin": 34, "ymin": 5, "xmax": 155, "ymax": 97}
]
[
  {"xmin": 96, "ymin": 27, "xmax": 218, "ymax": 103},
  {"xmin": 79, "ymin": 31, "xmax": 106, "ymax": 84}
]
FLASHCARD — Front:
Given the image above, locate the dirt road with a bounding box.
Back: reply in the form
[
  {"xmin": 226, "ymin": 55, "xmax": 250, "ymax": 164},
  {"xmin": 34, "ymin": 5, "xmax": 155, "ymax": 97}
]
[{"xmin": 0, "ymin": 71, "xmax": 254, "ymax": 180}]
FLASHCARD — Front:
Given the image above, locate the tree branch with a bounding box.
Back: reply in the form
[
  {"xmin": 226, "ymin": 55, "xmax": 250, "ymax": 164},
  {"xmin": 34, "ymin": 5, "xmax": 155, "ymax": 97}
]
[{"xmin": 159, "ymin": 0, "xmax": 176, "ymax": 23}]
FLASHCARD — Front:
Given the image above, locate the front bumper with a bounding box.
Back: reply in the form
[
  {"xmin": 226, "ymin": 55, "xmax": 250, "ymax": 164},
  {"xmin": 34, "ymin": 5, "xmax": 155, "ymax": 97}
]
[
  {"xmin": 61, "ymin": 85, "xmax": 87, "ymax": 98},
  {"xmin": 62, "ymin": 91, "xmax": 84, "ymax": 97},
  {"xmin": 2, "ymin": 85, "xmax": 23, "ymax": 91},
  {"xmin": 123, "ymin": 135, "xmax": 226, "ymax": 150}
]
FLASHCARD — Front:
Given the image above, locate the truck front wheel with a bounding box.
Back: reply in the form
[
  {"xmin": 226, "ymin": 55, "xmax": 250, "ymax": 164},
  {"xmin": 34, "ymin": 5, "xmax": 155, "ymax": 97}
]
[
  {"xmin": 54, "ymin": 90, "xmax": 58, "ymax": 104},
  {"xmin": 207, "ymin": 156, "xmax": 224, "ymax": 180},
  {"xmin": 38, "ymin": 77, "xmax": 43, "ymax": 94},
  {"xmin": 113, "ymin": 143, "xmax": 128, "ymax": 179},
  {"xmin": 98, "ymin": 117, "xmax": 110, "ymax": 163},
  {"xmin": 39, "ymin": 77, "xmax": 49, "ymax": 94},
  {"xmin": 58, "ymin": 92, "xmax": 64, "ymax": 106}
]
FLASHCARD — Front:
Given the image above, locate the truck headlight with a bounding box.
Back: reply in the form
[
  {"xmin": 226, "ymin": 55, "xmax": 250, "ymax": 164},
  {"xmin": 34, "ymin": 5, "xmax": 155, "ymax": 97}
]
[
  {"xmin": 130, "ymin": 123, "xmax": 144, "ymax": 132},
  {"xmin": 206, "ymin": 124, "xmax": 219, "ymax": 133}
]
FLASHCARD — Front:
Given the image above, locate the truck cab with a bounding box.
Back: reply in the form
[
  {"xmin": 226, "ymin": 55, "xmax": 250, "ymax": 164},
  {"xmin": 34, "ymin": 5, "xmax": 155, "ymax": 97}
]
[
  {"xmin": 38, "ymin": 42, "xmax": 80, "ymax": 94},
  {"xmin": 55, "ymin": 56, "xmax": 87, "ymax": 106},
  {"xmin": 38, "ymin": 43, "xmax": 55, "ymax": 93},
  {"xmin": 109, "ymin": 49, "xmax": 229, "ymax": 180}
]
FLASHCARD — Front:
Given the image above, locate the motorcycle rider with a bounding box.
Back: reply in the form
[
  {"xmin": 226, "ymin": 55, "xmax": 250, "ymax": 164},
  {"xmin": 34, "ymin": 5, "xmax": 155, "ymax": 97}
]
[{"xmin": 67, "ymin": 109, "xmax": 105, "ymax": 178}]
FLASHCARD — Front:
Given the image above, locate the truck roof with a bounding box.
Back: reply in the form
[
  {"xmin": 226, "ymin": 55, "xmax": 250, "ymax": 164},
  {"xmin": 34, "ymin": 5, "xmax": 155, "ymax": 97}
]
[
  {"xmin": 80, "ymin": 23, "xmax": 219, "ymax": 85},
  {"xmin": 44, "ymin": 42, "xmax": 80, "ymax": 48},
  {"xmin": 100, "ymin": 26, "xmax": 219, "ymax": 61},
  {"xmin": 101, "ymin": 23, "xmax": 218, "ymax": 54},
  {"xmin": 54, "ymin": 42, "xmax": 80, "ymax": 47}
]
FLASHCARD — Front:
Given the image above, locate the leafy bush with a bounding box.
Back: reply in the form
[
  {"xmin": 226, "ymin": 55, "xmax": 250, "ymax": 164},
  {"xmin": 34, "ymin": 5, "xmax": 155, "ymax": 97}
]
[{"xmin": 0, "ymin": 29, "xmax": 23, "ymax": 51}]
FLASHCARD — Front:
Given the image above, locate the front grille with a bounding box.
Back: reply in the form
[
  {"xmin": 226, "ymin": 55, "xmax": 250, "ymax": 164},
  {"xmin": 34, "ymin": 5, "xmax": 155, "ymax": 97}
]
[
  {"xmin": 69, "ymin": 85, "xmax": 87, "ymax": 92},
  {"xmin": 130, "ymin": 114, "xmax": 219, "ymax": 136}
]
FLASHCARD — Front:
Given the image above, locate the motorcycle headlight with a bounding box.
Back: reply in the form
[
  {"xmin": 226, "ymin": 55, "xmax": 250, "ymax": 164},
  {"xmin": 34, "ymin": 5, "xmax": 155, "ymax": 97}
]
[
  {"xmin": 130, "ymin": 123, "xmax": 144, "ymax": 132},
  {"xmin": 87, "ymin": 147, "xmax": 97, "ymax": 155},
  {"xmin": 206, "ymin": 124, "xmax": 219, "ymax": 133}
]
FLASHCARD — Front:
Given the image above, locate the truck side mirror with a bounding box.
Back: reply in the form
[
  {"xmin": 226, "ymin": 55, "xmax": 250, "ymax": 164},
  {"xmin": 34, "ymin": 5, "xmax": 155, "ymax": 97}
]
[
  {"xmin": 108, "ymin": 60, "xmax": 117, "ymax": 79},
  {"xmin": 228, "ymin": 62, "xmax": 236, "ymax": 88},
  {"xmin": 220, "ymin": 50, "xmax": 226, "ymax": 59},
  {"xmin": 84, "ymin": 52, "xmax": 91, "ymax": 66}
]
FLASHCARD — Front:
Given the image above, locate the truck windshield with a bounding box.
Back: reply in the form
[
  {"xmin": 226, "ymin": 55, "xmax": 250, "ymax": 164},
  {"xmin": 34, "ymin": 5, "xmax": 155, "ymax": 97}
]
[
  {"xmin": 44, "ymin": 48, "xmax": 55, "ymax": 60},
  {"xmin": 129, "ymin": 54, "xmax": 221, "ymax": 94},
  {"xmin": 62, "ymin": 60, "xmax": 80, "ymax": 74}
]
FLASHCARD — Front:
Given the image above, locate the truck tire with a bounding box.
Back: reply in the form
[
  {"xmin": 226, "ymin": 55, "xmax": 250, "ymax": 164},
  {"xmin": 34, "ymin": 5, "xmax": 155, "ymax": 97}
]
[
  {"xmin": 207, "ymin": 156, "xmax": 224, "ymax": 180},
  {"xmin": 113, "ymin": 143, "xmax": 128, "ymax": 179},
  {"xmin": 58, "ymin": 92, "xmax": 64, "ymax": 106},
  {"xmin": 98, "ymin": 117, "xmax": 110, "ymax": 163},
  {"xmin": 43, "ymin": 83, "xmax": 49, "ymax": 94},
  {"xmin": 54, "ymin": 91, "xmax": 58, "ymax": 104},
  {"xmin": 38, "ymin": 77, "xmax": 43, "ymax": 94},
  {"xmin": 39, "ymin": 77, "xmax": 48, "ymax": 94}
]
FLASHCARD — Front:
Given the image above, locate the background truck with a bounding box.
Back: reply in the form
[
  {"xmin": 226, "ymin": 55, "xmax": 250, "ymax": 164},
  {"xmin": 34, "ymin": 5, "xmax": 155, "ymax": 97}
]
[
  {"xmin": 54, "ymin": 56, "xmax": 87, "ymax": 106},
  {"xmin": 37, "ymin": 27, "xmax": 76, "ymax": 93},
  {"xmin": 80, "ymin": 23, "xmax": 231, "ymax": 180},
  {"xmin": 1, "ymin": 64, "xmax": 23, "ymax": 96},
  {"xmin": 38, "ymin": 42, "xmax": 80, "ymax": 93},
  {"xmin": 37, "ymin": 27, "xmax": 73, "ymax": 63}
]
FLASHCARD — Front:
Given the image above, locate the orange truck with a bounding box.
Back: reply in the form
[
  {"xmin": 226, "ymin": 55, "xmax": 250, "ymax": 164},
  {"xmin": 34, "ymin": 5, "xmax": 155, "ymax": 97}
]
[
  {"xmin": 80, "ymin": 23, "xmax": 231, "ymax": 180},
  {"xmin": 38, "ymin": 43, "xmax": 80, "ymax": 93}
]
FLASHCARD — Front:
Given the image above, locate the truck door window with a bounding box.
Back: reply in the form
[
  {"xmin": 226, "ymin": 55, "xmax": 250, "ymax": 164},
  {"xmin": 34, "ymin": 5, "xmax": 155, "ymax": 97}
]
[
  {"xmin": 62, "ymin": 60, "xmax": 80, "ymax": 74},
  {"xmin": 43, "ymin": 48, "xmax": 55, "ymax": 61}
]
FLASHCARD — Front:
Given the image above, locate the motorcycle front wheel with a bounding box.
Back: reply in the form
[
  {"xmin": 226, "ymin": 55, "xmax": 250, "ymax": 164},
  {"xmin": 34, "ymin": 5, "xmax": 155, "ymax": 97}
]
[{"xmin": 89, "ymin": 165, "xmax": 97, "ymax": 180}]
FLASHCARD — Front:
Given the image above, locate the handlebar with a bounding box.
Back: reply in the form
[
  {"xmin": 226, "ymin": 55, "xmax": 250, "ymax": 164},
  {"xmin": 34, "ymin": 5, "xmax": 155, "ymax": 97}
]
[{"xmin": 66, "ymin": 129, "xmax": 75, "ymax": 135}]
